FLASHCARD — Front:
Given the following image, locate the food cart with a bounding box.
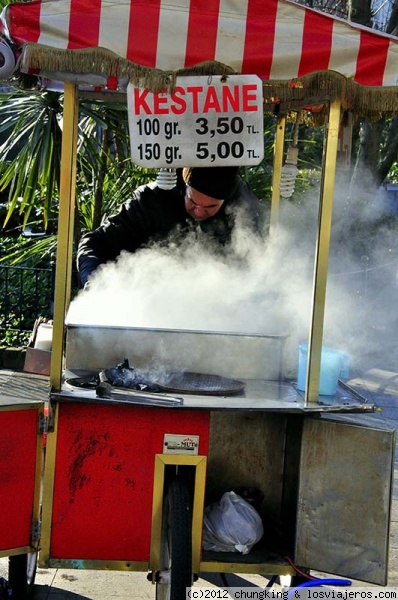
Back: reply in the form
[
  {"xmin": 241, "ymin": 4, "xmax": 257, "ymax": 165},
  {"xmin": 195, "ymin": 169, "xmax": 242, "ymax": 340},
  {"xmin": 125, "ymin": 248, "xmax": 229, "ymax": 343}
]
[{"xmin": 0, "ymin": 0, "xmax": 397, "ymax": 598}]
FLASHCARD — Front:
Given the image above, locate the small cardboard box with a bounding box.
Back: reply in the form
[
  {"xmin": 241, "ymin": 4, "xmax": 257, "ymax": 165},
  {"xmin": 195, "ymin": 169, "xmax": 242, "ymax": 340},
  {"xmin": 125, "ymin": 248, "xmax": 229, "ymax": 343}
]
[{"xmin": 24, "ymin": 347, "xmax": 51, "ymax": 376}]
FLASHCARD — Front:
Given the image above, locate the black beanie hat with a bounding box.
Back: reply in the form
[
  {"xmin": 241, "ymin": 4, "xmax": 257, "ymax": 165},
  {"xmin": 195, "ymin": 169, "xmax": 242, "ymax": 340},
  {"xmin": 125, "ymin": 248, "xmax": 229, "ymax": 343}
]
[{"xmin": 182, "ymin": 166, "xmax": 240, "ymax": 200}]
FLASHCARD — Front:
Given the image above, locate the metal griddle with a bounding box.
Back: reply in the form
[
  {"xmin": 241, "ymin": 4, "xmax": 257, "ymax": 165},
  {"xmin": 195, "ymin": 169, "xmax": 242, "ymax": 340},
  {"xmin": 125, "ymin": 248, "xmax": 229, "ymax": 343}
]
[{"xmin": 154, "ymin": 372, "xmax": 245, "ymax": 395}]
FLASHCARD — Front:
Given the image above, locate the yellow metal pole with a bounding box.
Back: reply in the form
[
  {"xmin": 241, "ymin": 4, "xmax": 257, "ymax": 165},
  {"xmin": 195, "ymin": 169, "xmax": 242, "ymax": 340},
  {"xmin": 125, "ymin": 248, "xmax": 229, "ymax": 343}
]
[
  {"xmin": 39, "ymin": 401, "xmax": 59, "ymax": 567},
  {"xmin": 31, "ymin": 403, "xmax": 45, "ymax": 552},
  {"xmin": 305, "ymin": 99, "xmax": 341, "ymax": 403},
  {"xmin": 270, "ymin": 115, "xmax": 286, "ymax": 233},
  {"xmin": 50, "ymin": 82, "xmax": 78, "ymax": 390},
  {"xmin": 191, "ymin": 456, "xmax": 207, "ymax": 571},
  {"xmin": 149, "ymin": 455, "xmax": 207, "ymax": 573}
]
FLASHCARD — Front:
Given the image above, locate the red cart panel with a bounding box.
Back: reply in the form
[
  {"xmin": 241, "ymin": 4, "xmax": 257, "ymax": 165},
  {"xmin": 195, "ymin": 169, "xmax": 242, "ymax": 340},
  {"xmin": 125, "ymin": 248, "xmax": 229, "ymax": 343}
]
[
  {"xmin": 0, "ymin": 408, "xmax": 41, "ymax": 551},
  {"xmin": 50, "ymin": 402, "xmax": 210, "ymax": 561}
]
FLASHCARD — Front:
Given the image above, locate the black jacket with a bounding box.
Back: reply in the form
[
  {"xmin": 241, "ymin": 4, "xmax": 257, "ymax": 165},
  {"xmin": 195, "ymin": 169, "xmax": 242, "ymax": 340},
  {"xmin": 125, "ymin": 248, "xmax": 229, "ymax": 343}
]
[{"xmin": 77, "ymin": 177, "xmax": 261, "ymax": 286}]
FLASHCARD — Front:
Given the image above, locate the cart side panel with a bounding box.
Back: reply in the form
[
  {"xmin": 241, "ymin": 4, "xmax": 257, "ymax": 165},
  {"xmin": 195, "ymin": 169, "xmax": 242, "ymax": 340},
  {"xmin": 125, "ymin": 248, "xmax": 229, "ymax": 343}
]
[
  {"xmin": 0, "ymin": 408, "xmax": 40, "ymax": 551},
  {"xmin": 50, "ymin": 403, "xmax": 210, "ymax": 561},
  {"xmin": 296, "ymin": 417, "xmax": 395, "ymax": 585}
]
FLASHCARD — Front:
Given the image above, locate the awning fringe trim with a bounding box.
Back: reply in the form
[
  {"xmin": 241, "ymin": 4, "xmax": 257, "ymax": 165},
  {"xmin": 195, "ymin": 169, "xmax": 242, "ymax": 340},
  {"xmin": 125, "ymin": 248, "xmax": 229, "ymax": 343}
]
[{"xmin": 20, "ymin": 44, "xmax": 398, "ymax": 115}]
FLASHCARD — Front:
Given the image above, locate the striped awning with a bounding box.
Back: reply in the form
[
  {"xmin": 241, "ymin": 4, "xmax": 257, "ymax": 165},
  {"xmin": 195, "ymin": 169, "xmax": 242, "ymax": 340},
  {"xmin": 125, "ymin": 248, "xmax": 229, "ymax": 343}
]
[{"xmin": 2, "ymin": 0, "xmax": 398, "ymax": 109}]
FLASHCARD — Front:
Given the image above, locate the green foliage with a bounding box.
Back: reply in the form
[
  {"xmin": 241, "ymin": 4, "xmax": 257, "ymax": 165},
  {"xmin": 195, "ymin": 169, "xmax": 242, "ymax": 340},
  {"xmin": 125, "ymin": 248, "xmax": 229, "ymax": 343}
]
[
  {"xmin": 387, "ymin": 162, "xmax": 398, "ymax": 184},
  {"xmin": 0, "ymin": 233, "xmax": 56, "ymax": 266},
  {"xmin": 0, "ymin": 315, "xmax": 30, "ymax": 347},
  {"xmin": 0, "ymin": 92, "xmax": 63, "ymax": 230},
  {"xmin": 294, "ymin": 168, "xmax": 322, "ymax": 195},
  {"xmin": 241, "ymin": 114, "xmax": 277, "ymax": 201}
]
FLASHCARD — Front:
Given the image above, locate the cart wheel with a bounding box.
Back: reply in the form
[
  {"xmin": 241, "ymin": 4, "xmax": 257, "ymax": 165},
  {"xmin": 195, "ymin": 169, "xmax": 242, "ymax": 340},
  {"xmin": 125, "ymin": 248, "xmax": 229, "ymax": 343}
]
[
  {"xmin": 8, "ymin": 552, "xmax": 38, "ymax": 599},
  {"xmin": 156, "ymin": 477, "xmax": 193, "ymax": 600}
]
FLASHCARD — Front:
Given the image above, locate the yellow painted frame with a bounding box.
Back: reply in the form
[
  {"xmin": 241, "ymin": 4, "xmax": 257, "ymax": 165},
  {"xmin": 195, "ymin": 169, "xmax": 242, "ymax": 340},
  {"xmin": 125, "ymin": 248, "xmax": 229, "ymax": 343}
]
[
  {"xmin": 41, "ymin": 81, "xmax": 343, "ymax": 576},
  {"xmin": 268, "ymin": 101, "xmax": 342, "ymax": 404},
  {"xmin": 149, "ymin": 454, "xmax": 207, "ymax": 573},
  {"xmin": 50, "ymin": 82, "xmax": 79, "ymax": 391},
  {"xmin": 305, "ymin": 99, "xmax": 341, "ymax": 403},
  {"xmin": 44, "ymin": 558, "xmax": 149, "ymax": 571},
  {"xmin": 39, "ymin": 400, "xmax": 59, "ymax": 567},
  {"xmin": 270, "ymin": 114, "xmax": 286, "ymax": 232},
  {"xmin": 31, "ymin": 404, "xmax": 45, "ymax": 552}
]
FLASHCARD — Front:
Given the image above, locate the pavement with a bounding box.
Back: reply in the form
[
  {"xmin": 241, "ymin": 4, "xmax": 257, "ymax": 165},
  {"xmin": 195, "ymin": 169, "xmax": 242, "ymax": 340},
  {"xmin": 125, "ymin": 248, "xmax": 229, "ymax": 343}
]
[
  {"xmin": 0, "ymin": 563, "xmax": 268, "ymax": 599},
  {"xmin": 1, "ymin": 366, "xmax": 398, "ymax": 599}
]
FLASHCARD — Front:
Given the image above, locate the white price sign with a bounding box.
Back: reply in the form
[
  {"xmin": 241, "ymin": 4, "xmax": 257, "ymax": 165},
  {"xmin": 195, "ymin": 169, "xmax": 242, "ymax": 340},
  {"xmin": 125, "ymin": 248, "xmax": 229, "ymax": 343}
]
[{"xmin": 127, "ymin": 75, "xmax": 264, "ymax": 167}]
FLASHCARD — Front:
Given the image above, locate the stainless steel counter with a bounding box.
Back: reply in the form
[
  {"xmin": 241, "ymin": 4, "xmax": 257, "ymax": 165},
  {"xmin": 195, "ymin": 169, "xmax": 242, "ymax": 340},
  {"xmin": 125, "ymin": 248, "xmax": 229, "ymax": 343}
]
[{"xmin": 53, "ymin": 372, "xmax": 374, "ymax": 413}]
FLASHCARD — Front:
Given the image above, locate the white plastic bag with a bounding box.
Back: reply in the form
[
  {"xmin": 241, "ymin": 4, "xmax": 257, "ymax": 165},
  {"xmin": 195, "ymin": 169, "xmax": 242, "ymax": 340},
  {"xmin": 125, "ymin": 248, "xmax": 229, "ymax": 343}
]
[{"xmin": 202, "ymin": 491, "xmax": 264, "ymax": 555}]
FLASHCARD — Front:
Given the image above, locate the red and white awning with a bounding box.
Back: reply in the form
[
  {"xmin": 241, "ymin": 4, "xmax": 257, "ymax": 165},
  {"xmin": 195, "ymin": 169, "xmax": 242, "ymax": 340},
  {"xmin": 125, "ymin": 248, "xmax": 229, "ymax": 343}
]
[{"xmin": 1, "ymin": 0, "xmax": 398, "ymax": 88}]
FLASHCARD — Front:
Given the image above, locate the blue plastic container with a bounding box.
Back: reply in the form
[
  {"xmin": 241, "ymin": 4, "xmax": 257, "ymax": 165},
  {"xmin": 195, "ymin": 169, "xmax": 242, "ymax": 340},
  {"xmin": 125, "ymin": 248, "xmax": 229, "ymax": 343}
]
[{"xmin": 297, "ymin": 344, "xmax": 350, "ymax": 396}]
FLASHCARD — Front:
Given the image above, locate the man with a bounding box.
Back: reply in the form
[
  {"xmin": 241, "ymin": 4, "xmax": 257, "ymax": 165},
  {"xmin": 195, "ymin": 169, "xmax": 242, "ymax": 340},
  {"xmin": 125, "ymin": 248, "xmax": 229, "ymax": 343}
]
[{"xmin": 77, "ymin": 166, "xmax": 261, "ymax": 286}]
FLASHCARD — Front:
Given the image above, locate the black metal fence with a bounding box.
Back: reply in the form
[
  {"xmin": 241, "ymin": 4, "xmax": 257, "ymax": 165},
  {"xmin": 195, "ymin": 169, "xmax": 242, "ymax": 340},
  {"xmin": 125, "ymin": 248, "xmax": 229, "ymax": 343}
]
[{"xmin": 0, "ymin": 264, "xmax": 55, "ymax": 344}]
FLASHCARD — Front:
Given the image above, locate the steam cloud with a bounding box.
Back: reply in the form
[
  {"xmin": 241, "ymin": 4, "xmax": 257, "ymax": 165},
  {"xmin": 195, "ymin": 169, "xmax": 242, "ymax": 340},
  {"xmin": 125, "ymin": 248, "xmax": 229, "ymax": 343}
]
[{"xmin": 67, "ymin": 178, "xmax": 398, "ymax": 375}]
